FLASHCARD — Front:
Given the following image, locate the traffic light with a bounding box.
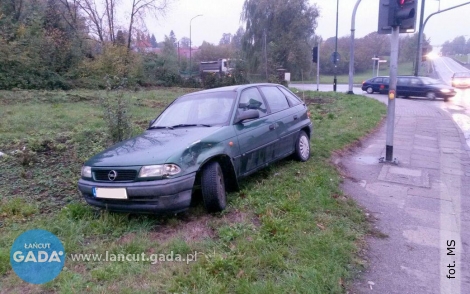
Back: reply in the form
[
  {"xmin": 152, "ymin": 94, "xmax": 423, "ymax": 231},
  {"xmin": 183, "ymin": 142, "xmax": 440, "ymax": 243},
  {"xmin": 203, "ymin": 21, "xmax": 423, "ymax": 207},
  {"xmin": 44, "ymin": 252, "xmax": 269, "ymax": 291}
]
[
  {"xmin": 312, "ymin": 47, "xmax": 318, "ymax": 63},
  {"xmin": 378, "ymin": 0, "xmax": 417, "ymax": 34},
  {"xmin": 389, "ymin": 0, "xmax": 417, "ymax": 32}
]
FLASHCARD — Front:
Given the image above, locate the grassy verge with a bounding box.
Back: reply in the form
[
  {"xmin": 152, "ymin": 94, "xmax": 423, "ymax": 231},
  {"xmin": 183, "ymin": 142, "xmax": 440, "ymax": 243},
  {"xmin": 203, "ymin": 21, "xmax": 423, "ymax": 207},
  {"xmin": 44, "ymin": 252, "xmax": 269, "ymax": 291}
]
[{"xmin": 0, "ymin": 88, "xmax": 386, "ymax": 293}]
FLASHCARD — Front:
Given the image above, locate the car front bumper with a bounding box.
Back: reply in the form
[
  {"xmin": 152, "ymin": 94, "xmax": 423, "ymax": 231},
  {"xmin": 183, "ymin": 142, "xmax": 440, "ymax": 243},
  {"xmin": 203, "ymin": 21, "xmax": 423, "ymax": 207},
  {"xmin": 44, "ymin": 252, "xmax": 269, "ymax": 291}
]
[{"xmin": 77, "ymin": 173, "xmax": 196, "ymax": 213}]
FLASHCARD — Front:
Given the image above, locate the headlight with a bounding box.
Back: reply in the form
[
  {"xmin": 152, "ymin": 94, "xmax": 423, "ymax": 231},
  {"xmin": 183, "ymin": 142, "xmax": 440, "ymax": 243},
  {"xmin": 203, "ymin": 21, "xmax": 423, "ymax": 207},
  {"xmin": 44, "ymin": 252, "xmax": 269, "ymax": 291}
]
[
  {"xmin": 81, "ymin": 166, "xmax": 92, "ymax": 178},
  {"xmin": 139, "ymin": 164, "xmax": 181, "ymax": 178},
  {"xmin": 440, "ymin": 89, "xmax": 451, "ymax": 93}
]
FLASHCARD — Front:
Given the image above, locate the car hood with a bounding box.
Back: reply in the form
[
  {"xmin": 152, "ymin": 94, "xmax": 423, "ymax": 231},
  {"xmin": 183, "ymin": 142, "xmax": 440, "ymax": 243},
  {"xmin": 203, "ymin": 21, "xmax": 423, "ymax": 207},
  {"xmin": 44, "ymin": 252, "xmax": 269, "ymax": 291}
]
[{"xmin": 86, "ymin": 127, "xmax": 228, "ymax": 167}]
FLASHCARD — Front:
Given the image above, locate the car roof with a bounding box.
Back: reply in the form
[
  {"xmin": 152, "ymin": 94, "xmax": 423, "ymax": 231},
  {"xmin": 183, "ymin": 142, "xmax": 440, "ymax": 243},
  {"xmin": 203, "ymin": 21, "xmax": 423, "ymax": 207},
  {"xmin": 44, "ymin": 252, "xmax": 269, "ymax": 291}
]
[
  {"xmin": 183, "ymin": 83, "xmax": 286, "ymax": 96},
  {"xmin": 453, "ymin": 72, "xmax": 470, "ymax": 77}
]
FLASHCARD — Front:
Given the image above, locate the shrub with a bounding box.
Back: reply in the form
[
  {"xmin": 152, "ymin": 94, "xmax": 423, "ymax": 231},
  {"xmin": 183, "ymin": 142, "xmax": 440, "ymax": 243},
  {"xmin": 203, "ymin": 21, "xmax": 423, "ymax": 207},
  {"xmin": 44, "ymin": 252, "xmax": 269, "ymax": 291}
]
[{"xmin": 99, "ymin": 76, "xmax": 134, "ymax": 143}]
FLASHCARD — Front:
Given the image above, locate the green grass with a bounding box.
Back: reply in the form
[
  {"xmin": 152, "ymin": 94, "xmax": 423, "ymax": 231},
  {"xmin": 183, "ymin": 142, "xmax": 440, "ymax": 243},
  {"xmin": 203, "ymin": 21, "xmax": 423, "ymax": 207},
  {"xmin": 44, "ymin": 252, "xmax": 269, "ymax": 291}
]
[{"xmin": 0, "ymin": 88, "xmax": 386, "ymax": 293}]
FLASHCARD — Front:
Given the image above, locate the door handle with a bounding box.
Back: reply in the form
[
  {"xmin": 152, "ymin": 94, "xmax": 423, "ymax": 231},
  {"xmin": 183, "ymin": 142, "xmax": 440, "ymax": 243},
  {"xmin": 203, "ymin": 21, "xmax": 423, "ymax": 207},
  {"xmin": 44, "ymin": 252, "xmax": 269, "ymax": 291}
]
[
  {"xmin": 293, "ymin": 115, "xmax": 298, "ymax": 120},
  {"xmin": 269, "ymin": 124, "xmax": 275, "ymax": 130}
]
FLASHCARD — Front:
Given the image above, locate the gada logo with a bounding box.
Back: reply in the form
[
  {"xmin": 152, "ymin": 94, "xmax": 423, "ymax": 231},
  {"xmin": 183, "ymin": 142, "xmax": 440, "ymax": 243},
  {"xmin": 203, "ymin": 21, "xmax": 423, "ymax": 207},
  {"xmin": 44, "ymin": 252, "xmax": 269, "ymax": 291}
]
[
  {"xmin": 10, "ymin": 229, "xmax": 65, "ymax": 284},
  {"xmin": 12, "ymin": 250, "xmax": 64, "ymax": 263}
]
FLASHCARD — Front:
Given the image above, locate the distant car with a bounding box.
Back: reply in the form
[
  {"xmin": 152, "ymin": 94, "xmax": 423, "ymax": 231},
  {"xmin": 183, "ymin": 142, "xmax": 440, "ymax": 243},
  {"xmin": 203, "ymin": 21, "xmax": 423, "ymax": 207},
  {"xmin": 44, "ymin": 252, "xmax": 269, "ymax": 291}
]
[
  {"xmin": 361, "ymin": 76, "xmax": 389, "ymax": 94},
  {"xmin": 363, "ymin": 75, "xmax": 456, "ymax": 102},
  {"xmin": 451, "ymin": 72, "xmax": 470, "ymax": 88},
  {"xmin": 78, "ymin": 83, "xmax": 313, "ymax": 214}
]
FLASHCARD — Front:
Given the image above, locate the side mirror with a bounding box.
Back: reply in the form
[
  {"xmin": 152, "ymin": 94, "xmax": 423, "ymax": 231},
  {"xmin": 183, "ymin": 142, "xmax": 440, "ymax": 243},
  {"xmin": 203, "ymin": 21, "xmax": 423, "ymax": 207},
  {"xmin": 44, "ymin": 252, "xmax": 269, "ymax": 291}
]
[
  {"xmin": 235, "ymin": 109, "xmax": 259, "ymax": 124},
  {"xmin": 148, "ymin": 118, "xmax": 157, "ymax": 128}
]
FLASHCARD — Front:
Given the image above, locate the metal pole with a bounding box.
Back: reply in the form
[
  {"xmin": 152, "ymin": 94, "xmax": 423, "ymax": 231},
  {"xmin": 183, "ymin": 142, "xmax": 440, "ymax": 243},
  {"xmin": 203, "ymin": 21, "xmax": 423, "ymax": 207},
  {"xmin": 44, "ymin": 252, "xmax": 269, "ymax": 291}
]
[
  {"xmin": 348, "ymin": 0, "xmax": 361, "ymax": 94},
  {"xmin": 264, "ymin": 30, "xmax": 268, "ymax": 81},
  {"xmin": 377, "ymin": 61, "xmax": 380, "ymax": 77},
  {"xmin": 189, "ymin": 14, "xmax": 202, "ymax": 77},
  {"xmin": 381, "ymin": 26, "xmax": 399, "ymax": 164},
  {"xmin": 333, "ymin": 0, "xmax": 339, "ymax": 92},
  {"xmin": 316, "ymin": 40, "xmax": 320, "ymax": 91},
  {"xmin": 416, "ymin": 2, "xmax": 470, "ymax": 75},
  {"xmin": 372, "ymin": 59, "xmax": 375, "ymax": 77},
  {"xmin": 414, "ymin": 0, "xmax": 426, "ymax": 76}
]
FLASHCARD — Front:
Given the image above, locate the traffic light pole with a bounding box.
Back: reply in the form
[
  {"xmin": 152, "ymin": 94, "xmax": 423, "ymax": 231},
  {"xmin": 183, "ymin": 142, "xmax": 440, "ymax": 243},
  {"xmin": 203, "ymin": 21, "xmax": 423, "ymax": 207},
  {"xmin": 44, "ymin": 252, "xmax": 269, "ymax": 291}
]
[
  {"xmin": 380, "ymin": 25, "xmax": 399, "ymax": 164},
  {"xmin": 415, "ymin": 1, "xmax": 470, "ymax": 76}
]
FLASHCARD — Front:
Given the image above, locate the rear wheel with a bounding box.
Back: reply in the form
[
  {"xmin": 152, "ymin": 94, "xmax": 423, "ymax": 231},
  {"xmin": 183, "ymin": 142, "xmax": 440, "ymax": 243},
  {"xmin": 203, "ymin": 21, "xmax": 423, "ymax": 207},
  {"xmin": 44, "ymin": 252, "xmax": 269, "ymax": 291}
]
[
  {"xmin": 366, "ymin": 87, "xmax": 374, "ymax": 94},
  {"xmin": 294, "ymin": 131, "xmax": 310, "ymax": 162},
  {"xmin": 426, "ymin": 92, "xmax": 436, "ymax": 100},
  {"xmin": 201, "ymin": 161, "xmax": 226, "ymax": 212}
]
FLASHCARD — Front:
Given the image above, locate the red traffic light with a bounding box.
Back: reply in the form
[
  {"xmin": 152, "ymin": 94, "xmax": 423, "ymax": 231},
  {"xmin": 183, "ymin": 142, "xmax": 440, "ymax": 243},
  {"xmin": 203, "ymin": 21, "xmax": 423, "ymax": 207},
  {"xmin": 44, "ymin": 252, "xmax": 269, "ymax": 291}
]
[{"xmin": 398, "ymin": 0, "xmax": 405, "ymax": 5}]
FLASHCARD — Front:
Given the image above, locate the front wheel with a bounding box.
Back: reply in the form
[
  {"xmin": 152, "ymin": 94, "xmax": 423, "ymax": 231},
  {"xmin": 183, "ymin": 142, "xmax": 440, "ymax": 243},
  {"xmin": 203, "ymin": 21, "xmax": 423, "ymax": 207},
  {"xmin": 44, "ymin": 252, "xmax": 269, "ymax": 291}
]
[
  {"xmin": 201, "ymin": 161, "xmax": 226, "ymax": 212},
  {"xmin": 426, "ymin": 92, "xmax": 436, "ymax": 100},
  {"xmin": 366, "ymin": 87, "xmax": 374, "ymax": 94},
  {"xmin": 294, "ymin": 131, "xmax": 310, "ymax": 162}
]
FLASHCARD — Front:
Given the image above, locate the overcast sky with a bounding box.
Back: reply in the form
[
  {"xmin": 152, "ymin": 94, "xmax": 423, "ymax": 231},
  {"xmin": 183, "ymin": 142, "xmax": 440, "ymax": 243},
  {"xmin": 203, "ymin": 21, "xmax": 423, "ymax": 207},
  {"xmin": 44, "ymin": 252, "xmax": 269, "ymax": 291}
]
[{"xmin": 145, "ymin": 0, "xmax": 470, "ymax": 49}]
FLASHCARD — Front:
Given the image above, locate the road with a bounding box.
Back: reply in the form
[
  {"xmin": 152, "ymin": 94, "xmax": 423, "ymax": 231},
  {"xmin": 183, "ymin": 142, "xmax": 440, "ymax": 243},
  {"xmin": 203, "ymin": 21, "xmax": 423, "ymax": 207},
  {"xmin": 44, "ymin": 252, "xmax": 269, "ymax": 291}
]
[{"xmin": 292, "ymin": 56, "xmax": 470, "ymax": 148}]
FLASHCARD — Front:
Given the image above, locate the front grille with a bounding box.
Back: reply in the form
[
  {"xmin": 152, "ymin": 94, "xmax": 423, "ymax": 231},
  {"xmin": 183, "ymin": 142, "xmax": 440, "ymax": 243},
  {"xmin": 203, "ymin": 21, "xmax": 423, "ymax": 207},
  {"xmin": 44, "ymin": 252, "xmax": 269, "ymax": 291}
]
[{"xmin": 93, "ymin": 169, "xmax": 137, "ymax": 182}]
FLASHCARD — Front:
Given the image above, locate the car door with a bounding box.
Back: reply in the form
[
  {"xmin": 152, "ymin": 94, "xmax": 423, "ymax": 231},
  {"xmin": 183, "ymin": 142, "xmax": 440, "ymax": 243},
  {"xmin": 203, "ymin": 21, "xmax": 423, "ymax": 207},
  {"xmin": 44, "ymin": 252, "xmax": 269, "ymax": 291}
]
[
  {"xmin": 397, "ymin": 77, "xmax": 410, "ymax": 96},
  {"xmin": 408, "ymin": 77, "xmax": 424, "ymax": 97},
  {"xmin": 233, "ymin": 87, "xmax": 277, "ymax": 176},
  {"xmin": 258, "ymin": 85, "xmax": 297, "ymax": 158}
]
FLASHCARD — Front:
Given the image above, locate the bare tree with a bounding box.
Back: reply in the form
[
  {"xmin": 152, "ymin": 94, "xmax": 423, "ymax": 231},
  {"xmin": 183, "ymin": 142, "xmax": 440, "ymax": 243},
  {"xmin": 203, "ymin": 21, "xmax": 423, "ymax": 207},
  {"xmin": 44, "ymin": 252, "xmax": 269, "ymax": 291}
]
[
  {"xmin": 126, "ymin": 0, "xmax": 169, "ymax": 49},
  {"xmin": 77, "ymin": 0, "xmax": 106, "ymax": 43}
]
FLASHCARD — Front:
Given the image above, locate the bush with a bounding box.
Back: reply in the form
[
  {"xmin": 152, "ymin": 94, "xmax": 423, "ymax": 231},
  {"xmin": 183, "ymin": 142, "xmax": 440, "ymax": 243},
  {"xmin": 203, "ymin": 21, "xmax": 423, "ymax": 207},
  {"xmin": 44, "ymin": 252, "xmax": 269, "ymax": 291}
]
[{"xmin": 99, "ymin": 76, "xmax": 134, "ymax": 143}]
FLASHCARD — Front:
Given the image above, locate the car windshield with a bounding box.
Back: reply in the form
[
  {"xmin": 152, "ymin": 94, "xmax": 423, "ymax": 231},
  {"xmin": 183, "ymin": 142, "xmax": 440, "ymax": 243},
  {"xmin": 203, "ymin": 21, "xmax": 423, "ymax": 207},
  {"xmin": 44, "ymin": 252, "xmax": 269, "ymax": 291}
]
[
  {"xmin": 454, "ymin": 72, "xmax": 470, "ymax": 78},
  {"xmin": 152, "ymin": 91, "xmax": 236, "ymax": 127}
]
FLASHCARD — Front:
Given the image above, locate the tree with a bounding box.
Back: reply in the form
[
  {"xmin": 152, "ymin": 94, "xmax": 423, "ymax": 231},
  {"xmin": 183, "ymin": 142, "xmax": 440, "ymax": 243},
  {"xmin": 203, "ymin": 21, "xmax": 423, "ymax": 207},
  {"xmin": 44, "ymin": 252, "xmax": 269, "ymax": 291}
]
[
  {"xmin": 180, "ymin": 36, "xmax": 190, "ymax": 48},
  {"xmin": 219, "ymin": 33, "xmax": 231, "ymax": 45},
  {"xmin": 241, "ymin": 0, "xmax": 319, "ymax": 80},
  {"xmin": 231, "ymin": 27, "xmax": 244, "ymax": 51},
  {"xmin": 169, "ymin": 30, "xmax": 176, "ymax": 44},
  {"xmin": 150, "ymin": 33, "xmax": 157, "ymax": 47}
]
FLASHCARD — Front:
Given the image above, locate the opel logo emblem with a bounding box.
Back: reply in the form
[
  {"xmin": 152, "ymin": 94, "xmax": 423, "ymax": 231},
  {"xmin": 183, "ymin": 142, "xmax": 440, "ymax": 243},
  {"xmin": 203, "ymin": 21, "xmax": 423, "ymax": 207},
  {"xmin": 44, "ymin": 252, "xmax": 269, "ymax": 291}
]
[{"xmin": 108, "ymin": 170, "xmax": 118, "ymax": 181}]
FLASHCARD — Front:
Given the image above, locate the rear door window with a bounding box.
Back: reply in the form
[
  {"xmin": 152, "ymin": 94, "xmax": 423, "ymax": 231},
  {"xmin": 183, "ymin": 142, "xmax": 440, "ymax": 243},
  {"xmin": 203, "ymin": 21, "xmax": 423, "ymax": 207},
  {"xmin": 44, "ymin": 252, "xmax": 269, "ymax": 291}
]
[
  {"xmin": 278, "ymin": 87, "xmax": 302, "ymax": 106},
  {"xmin": 397, "ymin": 77, "xmax": 409, "ymax": 86},
  {"xmin": 259, "ymin": 86, "xmax": 290, "ymax": 113}
]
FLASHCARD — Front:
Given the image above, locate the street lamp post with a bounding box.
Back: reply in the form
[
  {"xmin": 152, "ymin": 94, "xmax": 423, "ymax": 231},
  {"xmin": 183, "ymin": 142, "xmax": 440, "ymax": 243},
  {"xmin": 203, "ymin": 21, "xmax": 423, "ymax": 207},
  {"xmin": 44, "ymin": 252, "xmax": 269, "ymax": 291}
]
[
  {"xmin": 333, "ymin": 0, "xmax": 339, "ymax": 92},
  {"xmin": 371, "ymin": 57, "xmax": 379, "ymax": 77},
  {"xmin": 189, "ymin": 14, "xmax": 202, "ymax": 77}
]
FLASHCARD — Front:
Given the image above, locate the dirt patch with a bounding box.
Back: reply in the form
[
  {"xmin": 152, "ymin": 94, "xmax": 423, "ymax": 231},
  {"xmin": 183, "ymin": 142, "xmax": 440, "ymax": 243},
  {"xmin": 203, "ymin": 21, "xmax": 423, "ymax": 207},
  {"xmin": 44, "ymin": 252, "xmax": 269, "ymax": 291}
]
[{"xmin": 148, "ymin": 209, "xmax": 259, "ymax": 244}]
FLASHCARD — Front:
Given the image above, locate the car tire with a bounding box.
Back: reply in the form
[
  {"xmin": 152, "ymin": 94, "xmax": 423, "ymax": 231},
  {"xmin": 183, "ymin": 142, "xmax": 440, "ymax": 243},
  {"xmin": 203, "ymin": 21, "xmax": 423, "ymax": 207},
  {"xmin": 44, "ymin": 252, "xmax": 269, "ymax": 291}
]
[
  {"xmin": 366, "ymin": 87, "xmax": 374, "ymax": 94},
  {"xmin": 444, "ymin": 97, "xmax": 449, "ymax": 102},
  {"xmin": 426, "ymin": 92, "xmax": 436, "ymax": 100},
  {"xmin": 294, "ymin": 131, "xmax": 310, "ymax": 162},
  {"xmin": 201, "ymin": 161, "xmax": 226, "ymax": 212}
]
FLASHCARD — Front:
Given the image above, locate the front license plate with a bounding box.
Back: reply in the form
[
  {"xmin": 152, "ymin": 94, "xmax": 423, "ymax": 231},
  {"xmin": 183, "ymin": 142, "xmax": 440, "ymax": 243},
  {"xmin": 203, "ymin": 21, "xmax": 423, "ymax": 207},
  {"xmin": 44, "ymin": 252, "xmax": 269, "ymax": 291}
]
[{"xmin": 93, "ymin": 187, "xmax": 128, "ymax": 199}]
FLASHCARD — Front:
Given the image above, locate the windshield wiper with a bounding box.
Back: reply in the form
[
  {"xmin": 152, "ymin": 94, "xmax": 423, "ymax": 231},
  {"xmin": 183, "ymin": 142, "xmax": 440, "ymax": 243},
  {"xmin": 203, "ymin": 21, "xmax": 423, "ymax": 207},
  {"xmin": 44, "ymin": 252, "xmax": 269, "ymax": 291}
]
[
  {"xmin": 147, "ymin": 125, "xmax": 174, "ymax": 130},
  {"xmin": 170, "ymin": 124, "xmax": 212, "ymax": 128}
]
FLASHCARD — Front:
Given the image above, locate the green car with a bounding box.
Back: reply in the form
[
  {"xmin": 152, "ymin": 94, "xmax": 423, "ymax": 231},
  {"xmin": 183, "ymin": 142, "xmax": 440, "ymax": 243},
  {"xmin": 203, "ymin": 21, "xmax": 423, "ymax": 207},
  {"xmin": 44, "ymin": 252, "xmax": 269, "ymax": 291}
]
[{"xmin": 78, "ymin": 83, "xmax": 313, "ymax": 213}]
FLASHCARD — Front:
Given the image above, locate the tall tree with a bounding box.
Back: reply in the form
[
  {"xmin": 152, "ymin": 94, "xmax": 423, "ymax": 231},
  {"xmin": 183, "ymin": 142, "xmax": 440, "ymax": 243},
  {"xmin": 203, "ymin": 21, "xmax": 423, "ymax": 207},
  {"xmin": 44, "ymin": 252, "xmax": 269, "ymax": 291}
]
[
  {"xmin": 126, "ymin": 0, "xmax": 169, "ymax": 49},
  {"xmin": 179, "ymin": 36, "xmax": 190, "ymax": 48},
  {"xmin": 241, "ymin": 0, "xmax": 319, "ymax": 79},
  {"xmin": 150, "ymin": 33, "xmax": 157, "ymax": 47}
]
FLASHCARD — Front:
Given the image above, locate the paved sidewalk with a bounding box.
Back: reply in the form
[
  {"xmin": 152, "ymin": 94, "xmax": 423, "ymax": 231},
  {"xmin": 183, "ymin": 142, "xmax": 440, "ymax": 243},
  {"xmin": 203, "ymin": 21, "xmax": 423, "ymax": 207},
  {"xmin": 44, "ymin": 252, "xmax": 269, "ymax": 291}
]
[{"xmin": 338, "ymin": 97, "xmax": 470, "ymax": 293}]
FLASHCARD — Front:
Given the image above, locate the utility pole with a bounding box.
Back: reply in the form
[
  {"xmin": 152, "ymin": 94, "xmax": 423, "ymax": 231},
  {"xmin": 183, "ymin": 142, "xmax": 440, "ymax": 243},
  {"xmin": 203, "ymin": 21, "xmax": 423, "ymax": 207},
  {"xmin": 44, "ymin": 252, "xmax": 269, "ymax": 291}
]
[
  {"xmin": 333, "ymin": 0, "xmax": 339, "ymax": 92},
  {"xmin": 348, "ymin": 0, "xmax": 362, "ymax": 94},
  {"xmin": 380, "ymin": 26, "xmax": 399, "ymax": 164}
]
